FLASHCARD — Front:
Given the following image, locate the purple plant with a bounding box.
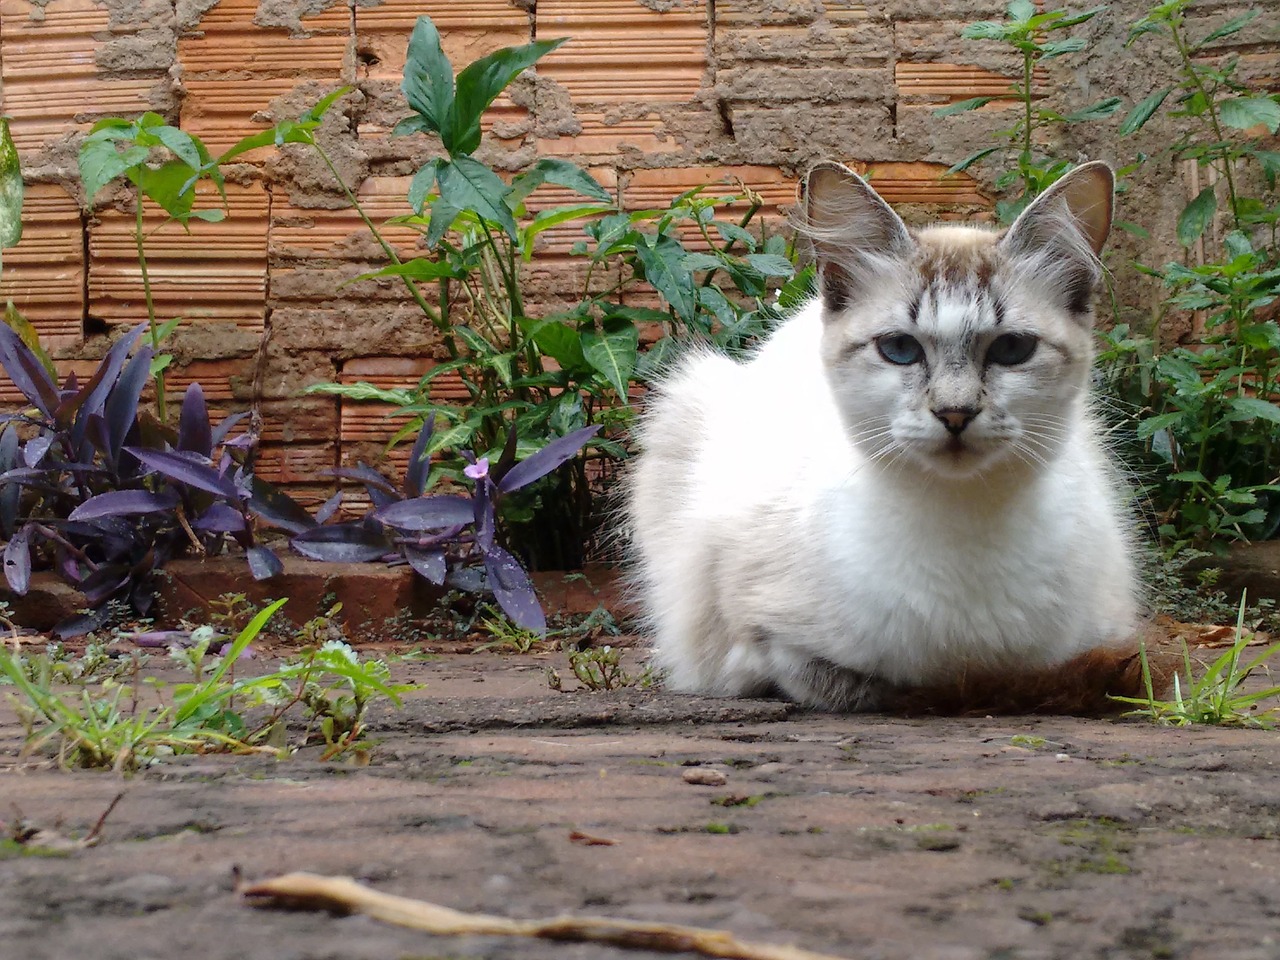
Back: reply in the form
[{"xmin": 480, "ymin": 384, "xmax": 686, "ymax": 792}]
[
  {"xmin": 0, "ymin": 322, "xmax": 314, "ymax": 635},
  {"xmin": 293, "ymin": 416, "xmax": 600, "ymax": 632}
]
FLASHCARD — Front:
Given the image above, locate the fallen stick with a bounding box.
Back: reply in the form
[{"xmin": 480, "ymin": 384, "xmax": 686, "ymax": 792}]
[{"xmin": 242, "ymin": 872, "xmax": 849, "ymax": 960}]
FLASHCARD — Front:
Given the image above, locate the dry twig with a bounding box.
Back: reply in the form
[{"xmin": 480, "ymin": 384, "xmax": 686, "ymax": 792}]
[{"xmin": 242, "ymin": 872, "xmax": 849, "ymax": 960}]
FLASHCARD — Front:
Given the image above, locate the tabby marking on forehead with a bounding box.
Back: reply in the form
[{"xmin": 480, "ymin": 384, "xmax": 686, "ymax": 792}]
[{"xmin": 912, "ymin": 227, "xmax": 1002, "ymax": 288}]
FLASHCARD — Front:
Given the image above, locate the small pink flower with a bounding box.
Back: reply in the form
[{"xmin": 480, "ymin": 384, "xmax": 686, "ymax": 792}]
[{"xmin": 464, "ymin": 457, "xmax": 489, "ymax": 481}]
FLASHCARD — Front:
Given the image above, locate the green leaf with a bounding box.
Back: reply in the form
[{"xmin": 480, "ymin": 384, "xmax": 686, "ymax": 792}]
[
  {"xmin": 78, "ymin": 136, "xmax": 149, "ymax": 204},
  {"xmin": 1006, "ymin": 0, "xmax": 1036, "ymax": 23},
  {"xmin": 1039, "ymin": 37, "xmax": 1087, "ymax": 59},
  {"xmin": 933, "ymin": 97, "xmax": 996, "ymax": 117},
  {"xmin": 521, "ymin": 203, "xmax": 614, "ymax": 260},
  {"xmin": 152, "ymin": 125, "xmax": 203, "ymax": 170},
  {"xmin": 1253, "ymin": 150, "xmax": 1280, "ymax": 188},
  {"xmin": 408, "ymin": 157, "xmax": 442, "ymax": 214},
  {"xmin": 1064, "ymin": 97, "xmax": 1124, "ymax": 122},
  {"xmin": 299, "ymin": 85, "xmax": 354, "ymax": 124},
  {"xmin": 681, "ymin": 251, "xmax": 724, "ymax": 272},
  {"xmin": 343, "ymin": 257, "xmax": 462, "ymax": 288},
  {"xmin": 448, "ymin": 37, "xmax": 568, "ymax": 155},
  {"xmin": 743, "ymin": 253, "xmax": 794, "ymax": 277},
  {"xmin": 150, "ymin": 354, "xmax": 173, "ymax": 377},
  {"xmin": 401, "ymin": 16, "xmax": 456, "ymax": 139},
  {"xmin": 303, "ymin": 381, "xmax": 413, "ymax": 404},
  {"xmin": 1137, "ymin": 411, "xmax": 1184, "ymax": 439},
  {"xmin": 1219, "ymin": 96, "xmax": 1280, "ymax": 133},
  {"xmin": 154, "ymin": 316, "xmax": 182, "ymax": 342},
  {"xmin": 190, "ymin": 209, "xmax": 225, "ymax": 223},
  {"xmin": 129, "ymin": 159, "xmax": 201, "ymax": 221},
  {"xmin": 1201, "ymin": 10, "xmax": 1259, "ymax": 45},
  {"xmin": 581, "ymin": 317, "xmax": 639, "ymax": 398},
  {"xmin": 454, "ymin": 324, "xmax": 496, "ymax": 358},
  {"xmin": 1120, "ymin": 87, "xmax": 1173, "ymax": 135},
  {"xmin": 632, "ymin": 232, "xmax": 696, "ymax": 321},
  {"xmin": 945, "ymin": 147, "xmax": 1000, "ymax": 176},
  {"xmin": 1177, "ymin": 186, "xmax": 1217, "ymax": 246},
  {"xmin": 517, "ymin": 316, "xmax": 586, "ymax": 370},
  {"xmin": 436, "ymin": 156, "xmax": 517, "ymax": 238},
  {"xmin": 509, "ymin": 158, "xmax": 612, "ymax": 204},
  {"xmin": 425, "ymin": 196, "xmax": 461, "ymax": 249},
  {"xmin": 0, "ymin": 118, "xmax": 22, "ymax": 251},
  {"xmin": 1046, "ymin": 6, "xmax": 1105, "ymax": 29},
  {"xmin": 1225, "ymin": 397, "xmax": 1280, "ymax": 425},
  {"xmin": 1169, "ymin": 470, "xmax": 1208, "ymax": 483},
  {"xmin": 713, "ymin": 221, "xmax": 757, "ymax": 251},
  {"xmin": 961, "ymin": 21, "xmax": 1007, "ymax": 40}
]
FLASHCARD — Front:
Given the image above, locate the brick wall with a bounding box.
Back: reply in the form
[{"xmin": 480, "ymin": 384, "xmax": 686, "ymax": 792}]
[{"xmin": 0, "ymin": 0, "xmax": 1276, "ymax": 504}]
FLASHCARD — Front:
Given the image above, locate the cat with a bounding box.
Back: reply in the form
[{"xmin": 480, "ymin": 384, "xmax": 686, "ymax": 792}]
[{"xmin": 625, "ymin": 161, "xmax": 1144, "ymax": 712}]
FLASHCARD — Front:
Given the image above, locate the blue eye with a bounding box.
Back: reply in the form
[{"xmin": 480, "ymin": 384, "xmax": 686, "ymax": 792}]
[
  {"xmin": 987, "ymin": 333, "xmax": 1038, "ymax": 366},
  {"xmin": 876, "ymin": 334, "xmax": 924, "ymax": 366}
]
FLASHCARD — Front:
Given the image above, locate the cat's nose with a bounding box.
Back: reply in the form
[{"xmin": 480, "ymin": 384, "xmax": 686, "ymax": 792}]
[{"xmin": 933, "ymin": 407, "xmax": 979, "ymax": 435}]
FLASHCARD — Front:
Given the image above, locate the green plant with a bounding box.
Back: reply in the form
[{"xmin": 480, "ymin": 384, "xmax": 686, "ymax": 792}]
[
  {"xmin": 295, "ymin": 16, "xmax": 798, "ymax": 570},
  {"xmin": 1096, "ymin": 1, "xmax": 1280, "ymax": 550},
  {"xmin": 474, "ymin": 605, "xmax": 546, "ymax": 654},
  {"xmin": 0, "ymin": 598, "xmax": 414, "ymax": 772},
  {"xmin": 1113, "ymin": 594, "xmax": 1280, "ymax": 726},
  {"xmin": 938, "ymin": 0, "xmax": 1120, "ymax": 222},
  {"xmin": 546, "ymin": 644, "xmax": 659, "ymax": 692},
  {"xmin": 78, "ymin": 115, "xmax": 228, "ymax": 421}
]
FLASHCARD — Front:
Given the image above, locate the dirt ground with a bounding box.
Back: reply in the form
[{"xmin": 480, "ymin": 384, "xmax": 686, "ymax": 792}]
[{"xmin": 3, "ymin": 650, "xmax": 1280, "ymax": 960}]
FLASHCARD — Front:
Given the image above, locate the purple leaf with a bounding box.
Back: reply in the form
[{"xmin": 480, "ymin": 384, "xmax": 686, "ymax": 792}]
[
  {"xmin": 404, "ymin": 414, "xmax": 435, "ymax": 498},
  {"xmin": 125, "ymin": 446, "xmax": 240, "ymax": 500},
  {"xmin": 66, "ymin": 324, "xmax": 145, "ymax": 443},
  {"xmin": 404, "ymin": 546, "xmax": 447, "ymax": 584},
  {"xmin": 178, "ymin": 383, "xmax": 213, "ymax": 457},
  {"xmin": 210, "ymin": 410, "xmax": 248, "ymax": 449},
  {"xmin": 4, "ymin": 524, "xmax": 32, "ymax": 595},
  {"xmin": 80, "ymin": 565, "xmax": 130, "ymax": 605},
  {"xmin": 130, "ymin": 629, "xmax": 197, "ymax": 649},
  {"xmin": 194, "ymin": 502, "xmax": 247, "ymax": 532},
  {"xmin": 497, "ymin": 424, "xmax": 601, "ymax": 494},
  {"xmin": 69, "ymin": 489, "xmax": 181, "ymax": 521},
  {"xmin": 484, "ymin": 545, "xmax": 545, "ymax": 633},
  {"xmin": 329, "ymin": 464, "xmax": 399, "ymax": 495},
  {"xmin": 104, "ymin": 345, "xmax": 154, "ymax": 461},
  {"xmin": 246, "ymin": 545, "xmax": 283, "ymax": 580},
  {"xmin": 0, "ymin": 425, "xmax": 16, "ymax": 472},
  {"xmin": 474, "ymin": 479, "xmax": 494, "ymax": 550},
  {"xmin": 247, "ymin": 477, "xmax": 315, "ymax": 533},
  {"xmin": 53, "ymin": 605, "xmax": 115, "ymax": 640},
  {"xmin": 377, "ymin": 494, "xmax": 475, "ymax": 532},
  {"xmin": 0, "ymin": 322, "xmax": 58, "ymax": 418},
  {"xmin": 447, "ymin": 566, "xmax": 487, "ymax": 594},
  {"xmin": 22, "ymin": 434, "xmax": 53, "ymax": 468},
  {"xmin": 315, "ymin": 490, "xmax": 342, "ymax": 525},
  {"xmin": 291, "ymin": 522, "xmax": 390, "ymax": 562},
  {"xmin": 490, "ymin": 423, "xmax": 519, "ymax": 486}
]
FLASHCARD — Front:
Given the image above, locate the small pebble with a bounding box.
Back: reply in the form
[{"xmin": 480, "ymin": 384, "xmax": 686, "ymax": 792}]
[{"xmin": 682, "ymin": 767, "xmax": 727, "ymax": 786}]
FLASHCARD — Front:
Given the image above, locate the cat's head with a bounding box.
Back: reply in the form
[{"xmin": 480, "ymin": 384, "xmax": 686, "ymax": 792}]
[{"xmin": 803, "ymin": 161, "xmax": 1113, "ymax": 480}]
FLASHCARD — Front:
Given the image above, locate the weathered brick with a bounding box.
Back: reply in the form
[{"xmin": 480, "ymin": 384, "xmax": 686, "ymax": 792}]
[
  {"xmin": 0, "ymin": 0, "xmax": 169, "ymax": 155},
  {"xmin": 536, "ymin": 0, "xmax": 709, "ymax": 104},
  {"xmin": 87, "ymin": 181, "xmax": 268, "ymax": 333},
  {"xmin": 0, "ymin": 182, "xmax": 84, "ymax": 351}
]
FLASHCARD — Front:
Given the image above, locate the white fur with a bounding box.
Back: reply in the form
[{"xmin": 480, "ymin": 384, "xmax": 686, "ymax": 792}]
[{"xmin": 626, "ymin": 165, "xmax": 1137, "ymax": 709}]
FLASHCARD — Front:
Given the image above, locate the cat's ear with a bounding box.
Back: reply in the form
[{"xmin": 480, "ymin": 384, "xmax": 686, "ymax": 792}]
[
  {"xmin": 803, "ymin": 162, "xmax": 914, "ymax": 313},
  {"xmin": 999, "ymin": 162, "xmax": 1114, "ymax": 317}
]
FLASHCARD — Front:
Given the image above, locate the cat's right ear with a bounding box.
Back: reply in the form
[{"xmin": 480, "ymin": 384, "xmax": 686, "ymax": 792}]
[{"xmin": 803, "ymin": 162, "xmax": 914, "ymax": 313}]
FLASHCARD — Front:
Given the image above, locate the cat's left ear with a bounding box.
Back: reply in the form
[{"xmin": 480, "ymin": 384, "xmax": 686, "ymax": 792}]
[{"xmin": 999, "ymin": 162, "xmax": 1114, "ymax": 316}]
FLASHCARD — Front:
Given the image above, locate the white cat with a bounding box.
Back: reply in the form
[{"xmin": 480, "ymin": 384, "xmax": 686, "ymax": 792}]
[{"xmin": 626, "ymin": 161, "xmax": 1139, "ymax": 710}]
